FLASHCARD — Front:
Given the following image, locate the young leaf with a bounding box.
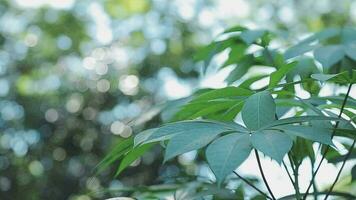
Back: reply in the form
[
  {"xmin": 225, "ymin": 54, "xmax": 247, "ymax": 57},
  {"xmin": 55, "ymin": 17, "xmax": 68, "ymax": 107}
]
[
  {"xmin": 251, "ymin": 130, "xmax": 293, "ymax": 163},
  {"xmin": 276, "ymin": 125, "xmax": 333, "ymax": 145},
  {"xmin": 241, "ymin": 91, "xmax": 276, "ymax": 130},
  {"xmin": 314, "ymin": 45, "xmax": 345, "ymax": 69},
  {"xmin": 164, "ymin": 126, "xmax": 227, "ymax": 162},
  {"xmin": 115, "ymin": 143, "xmax": 154, "ymax": 176},
  {"xmin": 206, "ymin": 133, "xmax": 252, "ymax": 184}
]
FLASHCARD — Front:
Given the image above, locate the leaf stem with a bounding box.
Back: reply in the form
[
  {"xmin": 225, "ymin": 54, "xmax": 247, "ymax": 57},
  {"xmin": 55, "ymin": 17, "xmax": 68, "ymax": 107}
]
[
  {"xmin": 233, "ymin": 171, "xmax": 272, "ymax": 199},
  {"xmin": 323, "ymin": 139, "xmax": 356, "ymax": 200},
  {"xmin": 294, "ymin": 164, "xmax": 301, "ymax": 200},
  {"xmin": 302, "ymin": 83, "xmax": 353, "ymax": 200},
  {"xmin": 282, "ymin": 161, "xmax": 295, "ymax": 186},
  {"xmin": 254, "ymin": 149, "xmax": 276, "ymax": 200}
]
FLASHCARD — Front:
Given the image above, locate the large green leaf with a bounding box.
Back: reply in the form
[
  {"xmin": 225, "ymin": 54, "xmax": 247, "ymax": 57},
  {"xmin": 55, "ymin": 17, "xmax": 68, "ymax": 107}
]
[
  {"xmin": 145, "ymin": 121, "xmax": 231, "ymax": 144},
  {"xmin": 314, "ymin": 45, "xmax": 345, "ymax": 69},
  {"xmin": 206, "ymin": 133, "xmax": 252, "ymax": 184},
  {"xmin": 164, "ymin": 126, "xmax": 228, "ymax": 162},
  {"xmin": 241, "ymin": 91, "xmax": 276, "ymax": 130},
  {"xmin": 251, "ymin": 130, "xmax": 293, "ymax": 163},
  {"xmin": 276, "ymin": 125, "xmax": 333, "ymax": 145}
]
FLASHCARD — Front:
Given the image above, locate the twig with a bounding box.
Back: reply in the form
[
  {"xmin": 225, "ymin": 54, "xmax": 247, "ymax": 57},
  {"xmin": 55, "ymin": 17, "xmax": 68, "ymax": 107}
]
[
  {"xmin": 254, "ymin": 149, "xmax": 276, "ymax": 200},
  {"xmin": 233, "ymin": 171, "xmax": 272, "ymax": 199},
  {"xmin": 323, "ymin": 139, "xmax": 356, "ymax": 200}
]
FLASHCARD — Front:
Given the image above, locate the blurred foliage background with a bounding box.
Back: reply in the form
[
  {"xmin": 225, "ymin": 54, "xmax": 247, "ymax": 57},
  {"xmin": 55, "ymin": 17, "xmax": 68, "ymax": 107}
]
[{"xmin": 0, "ymin": 0, "xmax": 355, "ymax": 199}]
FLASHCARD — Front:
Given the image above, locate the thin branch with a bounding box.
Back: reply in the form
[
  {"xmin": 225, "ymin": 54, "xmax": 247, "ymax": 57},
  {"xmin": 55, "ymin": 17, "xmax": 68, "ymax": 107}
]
[
  {"xmin": 280, "ymin": 191, "xmax": 356, "ymax": 200},
  {"xmin": 254, "ymin": 149, "xmax": 276, "ymax": 200},
  {"xmin": 282, "ymin": 161, "xmax": 295, "ymax": 186},
  {"xmin": 303, "ymin": 83, "xmax": 353, "ymax": 200},
  {"xmin": 232, "ymin": 171, "xmax": 272, "ymax": 200},
  {"xmin": 323, "ymin": 139, "xmax": 356, "ymax": 200}
]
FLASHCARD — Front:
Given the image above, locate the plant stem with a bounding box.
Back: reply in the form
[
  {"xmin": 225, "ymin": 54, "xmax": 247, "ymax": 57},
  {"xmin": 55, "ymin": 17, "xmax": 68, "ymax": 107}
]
[
  {"xmin": 254, "ymin": 149, "xmax": 276, "ymax": 200},
  {"xmin": 323, "ymin": 139, "xmax": 356, "ymax": 200},
  {"xmin": 294, "ymin": 165, "xmax": 301, "ymax": 200},
  {"xmin": 302, "ymin": 83, "xmax": 353, "ymax": 200},
  {"xmin": 279, "ymin": 191, "xmax": 356, "ymax": 200},
  {"xmin": 282, "ymin": 161, "xmax": 295, "ymax": 186},
  {"xmin": 233, "ymin": 171, "xmax": 272, "ymax": 199}
]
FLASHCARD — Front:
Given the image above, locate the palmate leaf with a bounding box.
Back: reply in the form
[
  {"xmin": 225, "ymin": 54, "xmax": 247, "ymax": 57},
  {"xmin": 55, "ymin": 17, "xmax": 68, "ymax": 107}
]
[
  {"xmin": 241, "ymin": 91, "xmax": 276, "ymax": 130},
  {"xmin": 251, "ymin": 130, "xmax": 293, "ymax": 163},
  {"xmin": 206, "ymin": 133, "xmax": 252, "ymax": 184}
]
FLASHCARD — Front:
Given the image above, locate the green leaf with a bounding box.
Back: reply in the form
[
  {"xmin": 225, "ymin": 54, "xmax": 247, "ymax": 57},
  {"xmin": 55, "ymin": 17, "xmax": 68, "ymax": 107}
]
[
  {"xmin": 298, "ymin": 28, "xmax": 340, "ymax": 45},
  {"xmin": 341, "ymin": 27, "xmax": 356, "ymax": 44},
  {"xmin": 311, "ymin": 73, "xmax": 339, "ymax": 81},
  {"xmin": 352, "ymin": 165, "xmax": 356, "ymax": 182},
  {"xmin": 225, "ymin": 55, "xmax": 254, "ymax": 84},
  {"xmin": 241, "ymin": 91, "xmax": 276, "ymax": 130},
  {"xmin": 251, "ymin": 130, "xmax": 293, "ymax": 163},
  {"xmin": 190, "ymin": 86, "xmax": 252, "ymax": 103},
  {"xmin": 314, "ymin": 45, "xmax": 345, "ymax": 69},
  {"xmin": 134, "ymin": 128, "xmax": 158, "ymax": 146},
  {"xmin": 164, "ymin": 125, "xmax": 228, "ymax": 162},
  {"xmin": 311, "ymin": 70, "xmax": 356, "ymax": 84},
  {"xmin": 222, "ymin": 26, "xmax": 247, "ymax": 34},
  {"xmin": 115, "ymin": 143, "xmax": 154, "ymax": 176},
  {"xmin": 206, "ymin": 133, "xmax": 252, "ymax": 184},
  {"xmin": 145, "ymin": 121, "xmax": 230, "ymax": 144},
  {"xmin": 276, "ymin": 125, "xmax": 333, "ymax": 145},
  {"xmin": 221, "ymin": 44, "xmax": 248, "ymax": 68},
  {"xmin": 344, "ymin": 42, "xmax": 356, "ymax": 61},
  {"xmin": 95, "ymin": 138, "xmax": 133, "ymax": 173},
  {"xmin": 240, "ymin": 30, "xmax": 266, "ymax": 45},
  {"xmin": 261, "ymin": 116, "xmax": 343, "ymax": 129},
  {"xmin": 284, "ymin": 43, "xmax": 317, "ymax": 59},
  {"xmin": 268, "ymin": 62, "xmax": 296, "ymax": 88}
]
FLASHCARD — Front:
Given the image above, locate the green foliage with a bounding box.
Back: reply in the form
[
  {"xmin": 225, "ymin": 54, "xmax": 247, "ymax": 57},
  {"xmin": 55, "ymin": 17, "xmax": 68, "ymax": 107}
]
[{"xmin": 101, "ymin": 25, "xmax": 356, "ymax": 199}]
